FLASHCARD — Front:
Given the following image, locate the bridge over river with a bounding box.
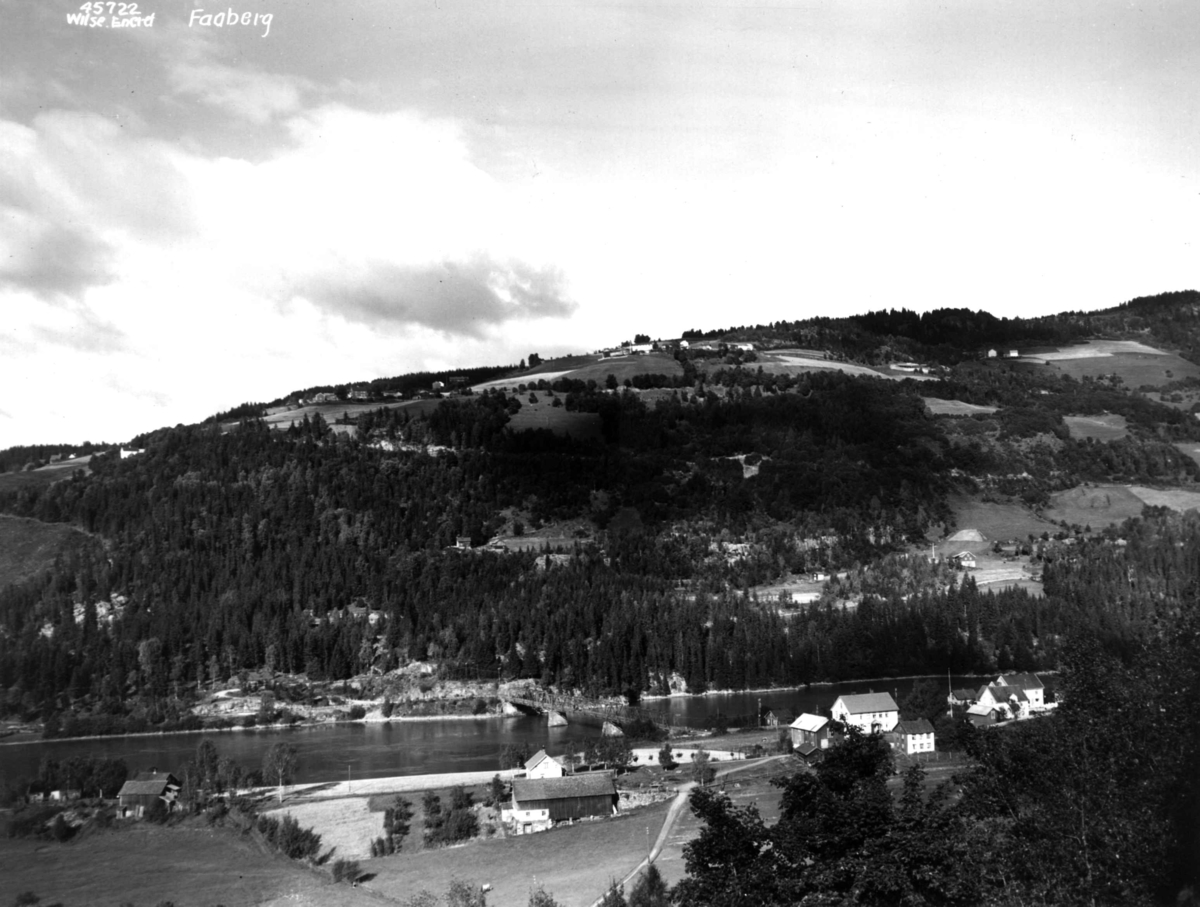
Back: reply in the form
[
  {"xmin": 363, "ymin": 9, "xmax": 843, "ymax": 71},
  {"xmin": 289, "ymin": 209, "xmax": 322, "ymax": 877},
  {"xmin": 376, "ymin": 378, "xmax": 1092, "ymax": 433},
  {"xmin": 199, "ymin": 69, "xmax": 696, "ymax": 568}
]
[{"xmin": 503, "ymin": 690, "xmax": 693, "ymax": 730}]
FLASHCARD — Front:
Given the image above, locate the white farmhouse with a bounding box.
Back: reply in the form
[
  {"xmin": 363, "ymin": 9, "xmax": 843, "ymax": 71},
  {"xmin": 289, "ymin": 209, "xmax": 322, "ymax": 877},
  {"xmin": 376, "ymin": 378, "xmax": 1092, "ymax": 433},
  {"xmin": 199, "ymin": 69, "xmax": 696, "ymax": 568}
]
[
  {"xmin": 892, "ymin": 718, "xmax": 936, "ymax": 755},
  {"xmin": 994, "ymin": 672, "xmax": 1045, "ymax": 710},
  {"xmin": 831, "ymin": 692, "xmax": 899, "ymax": 733},
  {"xmin": 524, "ymin": 749, "xmax": 565, "ymax": 779}
]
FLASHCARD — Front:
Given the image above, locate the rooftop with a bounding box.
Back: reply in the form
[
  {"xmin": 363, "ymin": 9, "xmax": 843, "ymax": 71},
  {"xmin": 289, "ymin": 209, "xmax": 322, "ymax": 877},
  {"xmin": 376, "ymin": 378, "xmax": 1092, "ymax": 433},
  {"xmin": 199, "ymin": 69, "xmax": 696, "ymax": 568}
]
[
  {"xmin": 835, "ymin": 692, "xmax": 899, "ymax": 714},
  {"xmin": 513, "ymin": 773, "xmax": 617, "ymax": 802}
]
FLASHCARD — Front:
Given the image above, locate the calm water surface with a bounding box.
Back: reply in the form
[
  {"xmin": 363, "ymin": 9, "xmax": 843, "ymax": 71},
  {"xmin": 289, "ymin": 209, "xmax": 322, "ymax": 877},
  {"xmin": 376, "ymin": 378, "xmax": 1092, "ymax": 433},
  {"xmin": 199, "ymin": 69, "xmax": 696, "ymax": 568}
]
[{"xmin": 0, "ymin": 674, "xmax": 1039, "ymax": 784}]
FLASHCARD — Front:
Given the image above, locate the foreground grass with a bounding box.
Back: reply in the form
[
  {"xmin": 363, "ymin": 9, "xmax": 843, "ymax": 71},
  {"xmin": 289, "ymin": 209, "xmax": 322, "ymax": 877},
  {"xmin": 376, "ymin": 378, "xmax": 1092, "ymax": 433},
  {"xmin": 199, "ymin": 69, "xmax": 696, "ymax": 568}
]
[
  {"xmin": 362, "ymin": 799, "xmax": 673, "ymax": 907},
  {"xmin": 0, "ymin": 819, "xmax": 386, "ymax": 907}
]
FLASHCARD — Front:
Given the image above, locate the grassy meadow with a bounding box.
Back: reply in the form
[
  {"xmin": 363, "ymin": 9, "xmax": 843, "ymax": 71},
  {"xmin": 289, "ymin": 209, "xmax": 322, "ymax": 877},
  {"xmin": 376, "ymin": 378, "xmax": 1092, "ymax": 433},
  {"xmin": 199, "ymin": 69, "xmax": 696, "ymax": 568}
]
[
  {"xmin": 1044, "ymin": 485, "xmax": 1148, "ymax": 528},
  {"xmin": 945, "ymin": 498, "xmax": 1058, "ymax": 542},
  {"xmin": 0, "ymin": 820, "xmax": 385, "ymax": 907},
  {"xmin": 1026, "ymin": 340, "xmax": 1200, "ymax": 387},
  {"xmin": 361, "ymin": 798, "xmax": 675, "ymax": 907},
  {"xmin": 1062, "ymin": 414, "xmax": 1129, "ymax": 442},
  {"xmin": 506, "ymin": 399, "xmax": 604, "ymax": 440},
  {"xmin": 921, "ymin": 397, "xmax": 999, "ymax": 417}
]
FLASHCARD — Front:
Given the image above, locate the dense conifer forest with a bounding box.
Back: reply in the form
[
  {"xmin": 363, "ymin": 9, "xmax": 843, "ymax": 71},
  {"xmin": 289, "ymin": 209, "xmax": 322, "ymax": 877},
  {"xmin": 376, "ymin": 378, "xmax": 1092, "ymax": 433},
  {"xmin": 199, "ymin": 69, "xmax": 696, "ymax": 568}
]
[{"xmin": 2, "ymin": 292, "xmax": 1200, "ymax": 737}]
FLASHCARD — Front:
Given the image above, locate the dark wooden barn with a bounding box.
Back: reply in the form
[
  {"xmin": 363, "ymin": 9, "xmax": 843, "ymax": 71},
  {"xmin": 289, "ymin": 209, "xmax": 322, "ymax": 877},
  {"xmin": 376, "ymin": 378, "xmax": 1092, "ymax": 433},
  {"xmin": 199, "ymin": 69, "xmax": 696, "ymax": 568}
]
[
  {"xmin": 117, "ymin": 771, "xmax": 180, "ymax": 817},
  {"xmin": 511, "ymin": 772, "xmax": 618, "ymax": 822}
]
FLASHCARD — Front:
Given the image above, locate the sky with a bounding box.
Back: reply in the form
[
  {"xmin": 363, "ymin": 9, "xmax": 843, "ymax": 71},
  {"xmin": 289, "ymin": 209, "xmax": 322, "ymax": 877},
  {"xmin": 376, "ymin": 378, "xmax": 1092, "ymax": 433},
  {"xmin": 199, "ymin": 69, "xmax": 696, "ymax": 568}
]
[{"xmin": 1, "ymin": 0, "xmax": 1198, "ymax": 448}]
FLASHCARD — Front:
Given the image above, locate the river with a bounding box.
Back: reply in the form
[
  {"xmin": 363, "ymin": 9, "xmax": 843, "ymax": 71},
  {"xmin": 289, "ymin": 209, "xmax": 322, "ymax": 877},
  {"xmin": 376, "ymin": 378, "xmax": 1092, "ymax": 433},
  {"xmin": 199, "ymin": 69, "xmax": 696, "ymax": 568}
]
[{"xmin": 0, "ymin": 674, "xmax": 1031, "ymax": 785}]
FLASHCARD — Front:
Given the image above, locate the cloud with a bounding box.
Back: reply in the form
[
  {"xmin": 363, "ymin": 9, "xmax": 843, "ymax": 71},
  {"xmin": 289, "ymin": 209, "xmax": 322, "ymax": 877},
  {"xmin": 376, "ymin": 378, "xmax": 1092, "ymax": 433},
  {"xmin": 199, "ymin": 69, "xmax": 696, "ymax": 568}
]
[
  {"xmin": 301, "ymin": 257, "xmax": 575, "ymax": 337},
  {"xmin": 168, "ymin": 59, "xmax": 311, "ymax": 125},
  {"xmin": 0, "ymin": 216, "xmax": 116, "ymax": 300},
  {"xmin": 154, "ymin": 23, "xmax": 316, "ymax": 126},
  {"xmin": 32, "ymin": 304, "xmax": 128, "ymax": 354},
  {"xmin": 0, "ymin": 111, "xmax": 193, "ymax": 303}
]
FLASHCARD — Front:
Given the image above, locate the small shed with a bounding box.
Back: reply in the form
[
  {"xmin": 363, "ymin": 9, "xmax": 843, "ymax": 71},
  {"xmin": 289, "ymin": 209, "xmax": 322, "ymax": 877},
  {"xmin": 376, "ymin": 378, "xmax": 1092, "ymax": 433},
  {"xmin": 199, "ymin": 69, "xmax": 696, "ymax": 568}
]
[
  {"xmin": 511, "ymin": 772, "xmax": 618, "ymax": 826},
  {"xmin": 763, "ymin": 707, "xmax": 796, "ymax": 729},
  {"xmin": 789, "ymin": 713, "xmax": 831, "ymax": 751}
]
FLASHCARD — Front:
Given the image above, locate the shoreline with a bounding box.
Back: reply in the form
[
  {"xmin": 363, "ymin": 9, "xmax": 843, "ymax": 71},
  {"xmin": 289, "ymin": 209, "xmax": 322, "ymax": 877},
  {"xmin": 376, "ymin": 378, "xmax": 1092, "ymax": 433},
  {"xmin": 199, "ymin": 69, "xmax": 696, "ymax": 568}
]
[
  {"xmin": 0, "ymin": 710, "xmax": 513, "ymax": 748},
  {"xmin": 3, "ymin": 669, "xmax": 1058, "ymax": 747},
  {"xmin": 638, "ymin": 670, "xmax": 1035, "ymax": 702}
]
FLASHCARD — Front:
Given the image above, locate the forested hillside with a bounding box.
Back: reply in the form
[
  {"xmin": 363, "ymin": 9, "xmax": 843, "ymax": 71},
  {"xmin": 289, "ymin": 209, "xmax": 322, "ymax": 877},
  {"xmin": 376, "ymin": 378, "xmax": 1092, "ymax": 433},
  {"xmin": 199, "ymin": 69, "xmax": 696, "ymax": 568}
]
[{"xmin": 2, "ymin": 292, "xmax": 1200, "ymax": 732}]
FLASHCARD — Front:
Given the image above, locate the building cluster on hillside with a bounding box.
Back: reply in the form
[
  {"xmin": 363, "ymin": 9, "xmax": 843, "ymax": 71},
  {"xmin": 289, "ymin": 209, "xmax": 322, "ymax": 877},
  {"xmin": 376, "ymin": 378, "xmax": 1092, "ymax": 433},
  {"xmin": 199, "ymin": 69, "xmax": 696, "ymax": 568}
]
[
  {"xmin": 951, "ymin": 672, "xmax": 1050, "ymax": 725},
  {"xmin": 503, "ymin": 749, "xmax": 618, "ymax": 835},
  {"xmin": 785, "ymin": 672, "xmax": 1048, "ymax": 763}
]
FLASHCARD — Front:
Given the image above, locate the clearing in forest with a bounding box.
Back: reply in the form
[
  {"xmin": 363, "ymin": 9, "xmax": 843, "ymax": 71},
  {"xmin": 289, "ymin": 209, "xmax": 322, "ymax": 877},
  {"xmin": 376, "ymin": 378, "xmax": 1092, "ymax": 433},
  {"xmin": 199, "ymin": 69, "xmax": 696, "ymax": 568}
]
[
  {"xmin": 1044, "ymin": 485, "xmax": 1147, "ymax": 528},
  {"xmin": 1062, "ymin": 414, "xmax": 1129, "ymax": 442},
  {"xmin": 922, "ymin": 398, "xmax": 999, "ymax": 416}
]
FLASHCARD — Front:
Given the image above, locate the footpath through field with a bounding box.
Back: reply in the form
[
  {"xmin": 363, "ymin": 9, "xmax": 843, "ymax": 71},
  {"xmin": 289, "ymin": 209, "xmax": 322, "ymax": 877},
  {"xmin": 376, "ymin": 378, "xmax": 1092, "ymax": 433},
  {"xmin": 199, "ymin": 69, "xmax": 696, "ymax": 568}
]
[{"xmin": 591, "ymin": 755, "xmax": 790, "ymax": 906}]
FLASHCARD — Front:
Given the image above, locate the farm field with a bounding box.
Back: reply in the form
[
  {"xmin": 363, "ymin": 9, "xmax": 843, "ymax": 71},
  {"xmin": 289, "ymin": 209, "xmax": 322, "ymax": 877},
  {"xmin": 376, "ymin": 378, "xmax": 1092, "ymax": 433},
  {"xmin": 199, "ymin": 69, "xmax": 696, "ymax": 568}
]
[
  {"xmin": 1044, "ymin": 485, "xmax": 1148, "ymax": 528},
  {"xmin": 507, "ymin": 399, "xmax": 604, "ymax": 439},
  {"xmin": 256, "ymin": 398, "xmax": 437, "ymax": 432},
  {"xmin": 569, "ymin": 353, "xmax": 683, "ymax": 384},
  {"xmin": 749, "ymin": 350, "xmax": 934, "ymax": 382},
  {"xmin": 270, "ymin": 797, "xmax": 383, "ymax": 861},
  {"xmin": 1024, "ymin": 340, "xmax": 1200, "ymax": 387},
  {"xmin": 1127, "ymin": 485, "xmax": 1200, "ymax": 512},
  {"xmin": 524, "ymin": 354, "xmax": 602, "ymax": 376},
  {"xmin": 970, "ymin": 562, "xmax": 1042, "ymax": 597},
  {"xmin": 0, "ymin": 456, "xmax": 92, "ymax": 494},
  {"xmin": 362, "ymin": 797, "xmax": 675, "ymax": 907},
  {"xmin": 1173, "ymin": 441, "xmax": 1200, "ymax": 468},
  {"xmin": 0, "ymin": 821, "xmax": 383, "ymax": 907},
  {"xmin": 0, "ymin": 514, "xmax": 93, "ymax": 589},
  {"xmin": 1062, "ymin": 413, "xmax": 1129, "ymax": 441},
  {"xmin": 944, "ymin": 497, "xmax": 1058, "ymax": 543},
  {"xmin": 922, "ymin": 397, "xmax": 999, "ymax": 416}
]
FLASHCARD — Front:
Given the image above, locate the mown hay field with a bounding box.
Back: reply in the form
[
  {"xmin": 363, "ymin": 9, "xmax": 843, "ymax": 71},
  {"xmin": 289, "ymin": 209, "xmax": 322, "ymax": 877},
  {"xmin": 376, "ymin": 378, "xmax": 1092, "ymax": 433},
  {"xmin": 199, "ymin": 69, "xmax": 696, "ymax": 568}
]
[
  {"xmin": 1062, "ymin": 414, "xmax": 1129, "ymax": 441},
  {"xmin": 568, "ymin": 353, "xmax": 683, "ymax": 384},
  {"xmin": 922, "ymin": 397, "xmax": 999, "ymax": 416},
  {"xmin": 1043, "ymin": 485, "xmax": 1146, "ymax": 528},
  {"xmin": 1026, "ymin": 340, "xmax": 1200, "ymax": 388},
  {"xmin": 258, "ymin": 398, "xmax": 436, "ymax": 432},
  {"xmin": 945, "ymin": 498, "xmax": 1058, "ymax": 542},
  {"xmin": 362, "ymin": 798, "xmax": 674, "ymax": 907},
  {"xmin": 1128, "ymin": 485, "xmax": 1200, "ymax": 512},
  {"xmin": 269, "ymin": 797, "xmax": 383, "ymax": 861}
]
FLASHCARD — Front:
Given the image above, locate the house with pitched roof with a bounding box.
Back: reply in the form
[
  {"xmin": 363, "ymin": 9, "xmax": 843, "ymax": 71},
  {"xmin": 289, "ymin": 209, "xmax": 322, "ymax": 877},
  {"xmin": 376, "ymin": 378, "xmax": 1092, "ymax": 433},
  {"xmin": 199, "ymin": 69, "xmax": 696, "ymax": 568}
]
[
  {"xmin": 976, "ymin": 683, "xmax": 1026, "ymax": 720},
  {"xmin": 524, "ymin": 749, "xmax": 565, "ymax": 779},
  {"xmin": 948, "ymin": 688, "xmax": 978, "ymax": 707},
  {"xmin": 994, "ymin": 672, "xmax": 1046, "ymax": 710},
  {"xmin": 763, "ymin": 707, "xmax": 796, "ymax": 728},
  {"xmin": 117, "ymin": 771, "xmax": 180, "ymax": 817},
  {"xmin": 891, "ymin": 718, "xmax": 936, "ymax": 755},
  {"xmin": 789, "ymin": 712, "xmax": 833, "ymax": 762},
  {"xmin": 508, "ymin": 773, "xmax": 618, "ymax": 834},
  {"xmin": 831, "ymin": 692, "xmax": 899, "ymax": 733}
]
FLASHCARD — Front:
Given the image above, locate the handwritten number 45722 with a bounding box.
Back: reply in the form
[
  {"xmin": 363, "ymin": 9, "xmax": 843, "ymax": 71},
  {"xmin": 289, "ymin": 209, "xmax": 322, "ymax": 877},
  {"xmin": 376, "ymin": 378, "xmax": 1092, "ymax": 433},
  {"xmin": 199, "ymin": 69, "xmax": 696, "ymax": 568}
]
[{"xmin": 79, "ymin": 2, "xmax": 140, "ymax": 14}]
